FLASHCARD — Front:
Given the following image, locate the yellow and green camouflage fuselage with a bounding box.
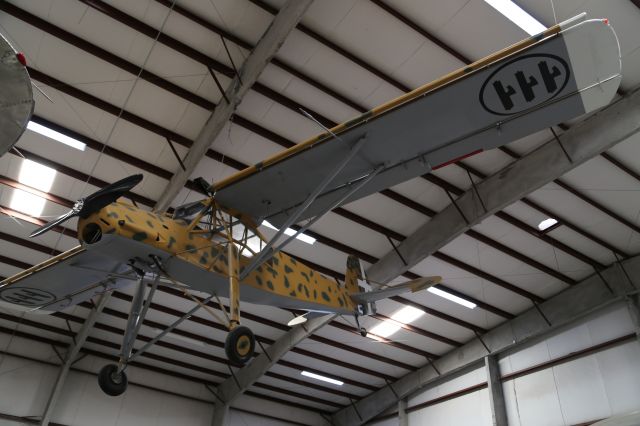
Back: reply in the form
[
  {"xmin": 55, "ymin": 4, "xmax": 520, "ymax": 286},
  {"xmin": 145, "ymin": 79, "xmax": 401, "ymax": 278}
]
[{"xmin": 78, "ymin": 199, "xmax": 358, "ymax": 315}]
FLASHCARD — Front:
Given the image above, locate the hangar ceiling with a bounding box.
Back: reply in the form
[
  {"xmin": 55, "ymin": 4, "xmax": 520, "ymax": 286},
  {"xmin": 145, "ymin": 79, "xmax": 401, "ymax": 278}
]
[{"xmin": 0, "ymin": 0, "xmax": 639, "ymax": 423}]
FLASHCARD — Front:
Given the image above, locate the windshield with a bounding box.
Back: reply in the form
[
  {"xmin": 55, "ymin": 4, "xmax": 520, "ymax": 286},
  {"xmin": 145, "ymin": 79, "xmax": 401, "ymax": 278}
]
[{"xmin": 172, "ymin": 200, "xmax": 209, "ymax": 224}]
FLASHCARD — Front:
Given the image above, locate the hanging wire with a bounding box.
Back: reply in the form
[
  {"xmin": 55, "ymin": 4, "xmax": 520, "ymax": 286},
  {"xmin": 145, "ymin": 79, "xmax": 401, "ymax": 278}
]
[{"xmin": 550, "ymin": 0, "xmax": 558, "ymax": 24}]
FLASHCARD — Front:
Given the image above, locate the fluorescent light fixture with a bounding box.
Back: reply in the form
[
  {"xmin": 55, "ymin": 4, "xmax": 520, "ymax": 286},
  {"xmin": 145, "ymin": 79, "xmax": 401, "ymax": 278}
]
[
  {"xmin": 428, "ymin": 287, "xmax": 477, "ymax": 309},
  {"xmin": 10, "ymin": 159, "xmax": 57, "ymax": 217},
  {"xmin": 484, "ymin": 0, "xmax": 546, "ymax": 35},
  {"xmin": 27, "ymin": 121, "xmax": 86, "ymax": 151},
  {"xmin": 261, "ymin": 220, "xmax": 316, "ymax": 245},
  {"xmin": 301, "ymin": 371, "xmax": 343, "ymax": 386},
  {"xmin": 369, "ymin": 306, "xmax": 425, "ymax": 338},
  {"xmin": 538, "ymin": 218, "xmax": 558, "ymax": 231}
]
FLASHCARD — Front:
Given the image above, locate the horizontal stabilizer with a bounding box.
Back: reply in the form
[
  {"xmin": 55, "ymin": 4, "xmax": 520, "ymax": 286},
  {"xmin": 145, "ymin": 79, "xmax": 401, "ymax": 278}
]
[{"xmin": 350, "ymin": 276, "xmax": 441, "ymax": 304}]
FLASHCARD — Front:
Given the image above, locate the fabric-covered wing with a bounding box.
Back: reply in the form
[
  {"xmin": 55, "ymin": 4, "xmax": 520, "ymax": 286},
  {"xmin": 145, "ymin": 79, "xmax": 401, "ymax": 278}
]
[
  {"xmin": 213, "ymin": 19, "xmax": 621, "ymax": 228},
  {"xmin": 0, "ymin": 246, "xmax": 131, "ymax": 314}
]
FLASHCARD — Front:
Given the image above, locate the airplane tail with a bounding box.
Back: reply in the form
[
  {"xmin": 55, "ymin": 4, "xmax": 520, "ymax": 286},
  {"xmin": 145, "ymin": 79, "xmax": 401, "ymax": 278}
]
[{"xmin": 345, "ymin": 255, "xmax": 362, "ymax": 295}]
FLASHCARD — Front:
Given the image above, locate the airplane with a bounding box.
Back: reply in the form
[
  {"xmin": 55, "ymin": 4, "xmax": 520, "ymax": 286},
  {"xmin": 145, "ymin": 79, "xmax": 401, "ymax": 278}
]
[
  {"xmin": 0, "ymin": 31, "xmax": 34, "ymax": 157},
  {"xmin": 0, "ymin": 15, "xmax": 621, "ymax": 397}
]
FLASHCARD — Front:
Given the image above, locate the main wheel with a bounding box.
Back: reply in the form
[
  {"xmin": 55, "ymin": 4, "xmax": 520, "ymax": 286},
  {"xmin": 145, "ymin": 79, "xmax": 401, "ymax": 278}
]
[
  {"xmin": 225, "ymin": 325, "xmax": 255, "ymax": 366},
  {"xmin": 98, "ymin": 364, "xmax": 128, "ymax": 396}
]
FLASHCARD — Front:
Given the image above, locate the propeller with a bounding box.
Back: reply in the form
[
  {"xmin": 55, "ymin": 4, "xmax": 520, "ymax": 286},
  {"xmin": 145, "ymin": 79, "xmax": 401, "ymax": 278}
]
[{"xmin": 30, "ymin": 174, "xmax": 143, "ymax": 238}]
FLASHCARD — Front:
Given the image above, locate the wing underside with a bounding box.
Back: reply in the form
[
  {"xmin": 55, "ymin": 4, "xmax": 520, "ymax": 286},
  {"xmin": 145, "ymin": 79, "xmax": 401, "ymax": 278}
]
[
  {"xmin": 214, "ymin": 19, "xmax": 621, "ymax": 228},
  {"xmin": 0, "ymin": 246, "xmax": 131, "ymax": 314}
]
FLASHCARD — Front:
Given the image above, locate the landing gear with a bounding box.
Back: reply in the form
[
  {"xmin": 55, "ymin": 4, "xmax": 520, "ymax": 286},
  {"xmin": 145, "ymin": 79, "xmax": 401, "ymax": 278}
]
[
  {"xmin": 225, "ymin": 325, "xmax": 256, "ymax": 365},
  {"xmin": 223, "ymin": 242, "xmax": 255, "ymax": 365},
  {"xmin": 98, "ymin": 364, "xmax": 128, "ymax": 396},
  {"xmin": 354, "ymin": 314, "xmax": 367, "ymax": 337}
]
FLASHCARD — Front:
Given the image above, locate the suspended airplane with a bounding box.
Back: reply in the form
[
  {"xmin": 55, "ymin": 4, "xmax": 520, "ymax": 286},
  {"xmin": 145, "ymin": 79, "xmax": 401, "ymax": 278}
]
[
  {"xmin": 0, "ymin": 15, "xmax": 621, "ymax": 397},
  {"xmin": 0, "ymin": 32, "xmax": 34, "ymax": 156}
]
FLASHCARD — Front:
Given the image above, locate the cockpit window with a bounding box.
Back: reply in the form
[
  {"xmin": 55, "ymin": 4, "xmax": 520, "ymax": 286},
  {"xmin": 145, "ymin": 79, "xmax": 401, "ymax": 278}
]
[{"xmin": 172, "ymin": 200, "xmax": 208, "ymax": 224}]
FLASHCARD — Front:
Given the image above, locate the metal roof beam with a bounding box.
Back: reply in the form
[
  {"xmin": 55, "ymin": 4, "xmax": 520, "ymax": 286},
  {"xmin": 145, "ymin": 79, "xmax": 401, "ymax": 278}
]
[
  {"xmin": 368, "ymin": 89, "xmax": 640, "ymax": 284},
  {"xmin": 333, "ymin": 254, "xmax": 640, "ymax": 425},
  {"xmin": 154, "ymin": 0, "xmax": 313, "ymax": 211}
]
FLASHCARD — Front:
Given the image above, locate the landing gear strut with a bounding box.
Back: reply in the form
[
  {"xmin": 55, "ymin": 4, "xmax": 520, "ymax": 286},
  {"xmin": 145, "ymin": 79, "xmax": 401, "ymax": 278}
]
[
  {"xmin": 355, "ymin": 314, "xmax": 367, "ymax": 337},
  {"xmin": 98, "ymin": 270, "xmax": 159, "ymax": 396},
  {"xmin": 224, "ymin": 243, "xmax": 255, "ymax": 365}
]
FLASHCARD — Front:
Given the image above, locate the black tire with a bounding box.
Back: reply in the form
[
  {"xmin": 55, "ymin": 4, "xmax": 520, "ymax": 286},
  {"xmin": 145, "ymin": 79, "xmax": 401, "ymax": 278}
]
[
  {"xmin": 225, "ymin": 326, "xmax": 255, "ymax": 366},
  {"xmin": 98, "ymin": 364, "xmax": 128, "ymax": 396},
  {"xmin": 359, "ymin": 327, "xmax": 368, "ymax": 337}
]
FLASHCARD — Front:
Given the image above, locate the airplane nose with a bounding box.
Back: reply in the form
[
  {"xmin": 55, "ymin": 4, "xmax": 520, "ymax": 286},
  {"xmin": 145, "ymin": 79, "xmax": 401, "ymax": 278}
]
[{"xmin": 81, "ymin": 222, "xmax": 102, "ymax": 244}]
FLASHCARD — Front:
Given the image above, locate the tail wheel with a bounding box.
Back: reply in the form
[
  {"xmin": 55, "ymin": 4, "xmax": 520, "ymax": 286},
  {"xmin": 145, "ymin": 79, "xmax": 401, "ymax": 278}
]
[
  {"xmin": 98, "ymin": 364, "xmax": 128, "ymax": 396},
  {"xmin": 225, "ymin": 325, "xmax": 255, "ymax": 366}
]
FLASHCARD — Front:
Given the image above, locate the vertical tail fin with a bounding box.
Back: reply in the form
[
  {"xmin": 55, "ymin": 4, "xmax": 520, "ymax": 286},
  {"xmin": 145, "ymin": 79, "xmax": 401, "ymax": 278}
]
[{"xmin": 345, "ymin": 255, "xmax": 361, "ymax": 294}]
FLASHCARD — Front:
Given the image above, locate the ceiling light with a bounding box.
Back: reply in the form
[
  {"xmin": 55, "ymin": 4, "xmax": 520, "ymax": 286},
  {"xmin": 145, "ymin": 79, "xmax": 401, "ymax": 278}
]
[
  {"xmin": 369, "ymin": 306, "xmax": 426, "ymax": 338},
  {"xmin": 301, "ymin": 371, "xmax": 343, "ymax": 386},
  {"xmin": 261, "ymin": 220, "xmax": 316, "ymax": 245},
  {"xmin": 538, "ymin": 218, "xmax": 558, "ymax": 231},
  {"xmin": 9, "ymin": 159, "xmax": 57, "ymax": 217},
  {"xmin": 27, "ymin": 121, "xmax": 86, "ymax": 151},
  {"xmin": 428, "ymin": 287, "xmax": 477, "ymax": 309},
  {"xmin": 484, "ymin": 0, "xmax": 546, "ymax": 35}
]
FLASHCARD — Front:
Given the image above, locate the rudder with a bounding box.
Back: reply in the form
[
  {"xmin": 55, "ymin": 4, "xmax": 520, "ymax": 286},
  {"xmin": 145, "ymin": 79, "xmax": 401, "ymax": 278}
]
[{"xmin": 345, "ymin": 255, "xmax": 361, "ymax": 295}]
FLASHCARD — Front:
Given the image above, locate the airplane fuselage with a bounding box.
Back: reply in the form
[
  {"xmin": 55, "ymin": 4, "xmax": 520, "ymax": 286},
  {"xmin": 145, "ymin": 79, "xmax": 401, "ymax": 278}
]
[{"xmin": 78, "ymin": 200, "xmax": 355, "ymax": 315}]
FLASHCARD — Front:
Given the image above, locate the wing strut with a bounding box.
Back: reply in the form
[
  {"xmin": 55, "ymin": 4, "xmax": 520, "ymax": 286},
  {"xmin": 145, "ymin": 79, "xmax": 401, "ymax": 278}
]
[
  {"xmin": 240, "ymin": 133, "xmax": 370, "ymax": 280},
  {"xmin": 271, "ymin": 163, "xmax": 384, "ymax": 256}
]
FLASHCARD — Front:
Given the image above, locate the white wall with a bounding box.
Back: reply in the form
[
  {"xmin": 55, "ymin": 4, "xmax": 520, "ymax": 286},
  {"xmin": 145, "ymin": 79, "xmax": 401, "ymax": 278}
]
[
  {"xmin": 369, "ymin": 302, "xmax": 640, "ymax": 426},
  {"xmin": 0, "ymin": 332, "xmax": 326, "ymax": 426}
]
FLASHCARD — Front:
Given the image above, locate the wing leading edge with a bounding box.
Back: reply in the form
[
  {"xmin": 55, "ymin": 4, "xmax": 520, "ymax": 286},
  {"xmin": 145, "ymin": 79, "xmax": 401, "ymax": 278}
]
[
  {"xmin": 213, "ymin": 18, "xmax": 621, "ymax": 228},
  {"xmin": 0, "ymin": 246, "xmax": 131, "ymax": 314}
]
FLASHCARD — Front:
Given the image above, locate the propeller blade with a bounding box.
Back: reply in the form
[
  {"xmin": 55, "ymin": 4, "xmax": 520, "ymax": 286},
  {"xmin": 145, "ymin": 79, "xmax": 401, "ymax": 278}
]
[
  {"xmin": 78, "ymin": 174, "xmax": 143, "ymax": 218},
  {"xmin": 29, "ymin": 209, "xmax": 76, "ymax": 238},
  {"xmin": 28, "ymin": 174, "xmax": 143, "ymax": 238}
]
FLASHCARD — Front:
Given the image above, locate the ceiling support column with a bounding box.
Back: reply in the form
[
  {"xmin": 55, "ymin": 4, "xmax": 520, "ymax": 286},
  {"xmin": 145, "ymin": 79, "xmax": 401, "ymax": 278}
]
[
  {"xmin": 39, "ymin": 292, "xmax": 111, "ymax": 426},
  {"xmin": 154, "ymin": 0, "xmax": 314, "ymax": 212},
  {"xmin": 398, "ymin": 398, "xmax": 409, "ymax": 426},
  {"xmin": 485, "ymin": 355, "xmax": 508, "ymax": 426},
  {"xmin": 211, "ymin": 401, "xmax": 229, "ymax": 426},
  {"xmin": 626, "ymin": 294, "xmax": 640, "ymax": 343}
]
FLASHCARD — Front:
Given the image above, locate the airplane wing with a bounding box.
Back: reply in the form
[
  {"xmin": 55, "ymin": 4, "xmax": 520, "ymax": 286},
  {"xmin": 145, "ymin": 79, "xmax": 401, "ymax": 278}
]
[
  {"xmin": 0, "ymin": 246, "xmax": 132, "ymax": 314},
  {"xmin": 213, "ymin": 17, "xmax": 621, "ymax": 228},
  {"xmin": 350, "ymin": 276, "xmax": 441, "ymax": 304},
  {"xmin": 0, "ymin": 32, "xmax": 34, "ymax": 157}
]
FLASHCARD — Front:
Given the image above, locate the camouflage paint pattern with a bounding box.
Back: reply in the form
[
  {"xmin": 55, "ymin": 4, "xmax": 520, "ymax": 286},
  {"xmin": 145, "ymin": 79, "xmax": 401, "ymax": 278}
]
[{"xmin": 78, "ymin": 200, "xmax": 358, "ymax": 314}]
